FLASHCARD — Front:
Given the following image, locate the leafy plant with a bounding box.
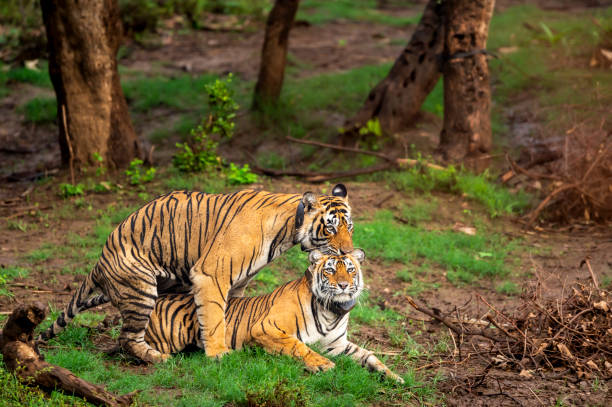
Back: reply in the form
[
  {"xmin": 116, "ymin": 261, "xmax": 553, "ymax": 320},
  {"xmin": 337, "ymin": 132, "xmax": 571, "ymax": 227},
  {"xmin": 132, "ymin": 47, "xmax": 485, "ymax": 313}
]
[
  {"xmin": 358, "ymin": 117, "xmax": 382, "ymax": 138},
  {"xmin": 173, "ymin": 128, "xmax": 221, "ymax": 173},
  {"xmin": 125, "ymin": 158, "xmax": 156, "ymax": 186},
  {"xmin": 59, "ymin": 183, "xmax": 85, "ymax": 198},
  {"xmin": 173, "ymin": 74, "xmax": 238, "ymax": 173},
  {"xmin": 227, "ymin": 163, "xmax": 258, "ymax": 185},
  {"xmin": 92, "ymin": 152, "xmax": 106, "ymax": 177},
  {"xmin": 203, "ymin": 73, "xmax": 239, "ymax": 139}
]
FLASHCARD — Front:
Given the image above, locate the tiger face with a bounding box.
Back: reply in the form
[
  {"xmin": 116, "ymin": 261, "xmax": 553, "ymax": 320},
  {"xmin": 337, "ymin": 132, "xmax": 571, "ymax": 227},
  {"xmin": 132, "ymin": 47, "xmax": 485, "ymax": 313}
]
[
  {"xmin": 295, "ymin": 184, "xmax": 353, "ymax": 255},
  {"xmin": 307, "ymin": 248, "xmax": 365, "ymax": 307}
]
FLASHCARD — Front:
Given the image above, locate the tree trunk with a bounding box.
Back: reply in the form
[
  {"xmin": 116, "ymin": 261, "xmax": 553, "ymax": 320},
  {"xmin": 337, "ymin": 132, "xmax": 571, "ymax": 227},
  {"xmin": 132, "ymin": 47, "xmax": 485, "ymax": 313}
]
[
  {"xmin": 252, "ymin": 0, "xmax": 300, "ymax": 110},
  {"xmin": 436, "ymin": 0, "xmax": 495, "ymax": 163},
  {"xmin": 344, "ymin": 0, "xmax": 445, "ymax": 137},
  {"xmin": 40, "ymin": 0, "xmax": 141, "ymax": 170}
]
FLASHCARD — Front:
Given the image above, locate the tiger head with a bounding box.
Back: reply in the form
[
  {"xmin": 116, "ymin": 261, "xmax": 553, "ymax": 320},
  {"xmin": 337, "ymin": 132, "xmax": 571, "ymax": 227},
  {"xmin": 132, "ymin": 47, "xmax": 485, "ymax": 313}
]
[
  {"xmin": 307, "ymin": 248, "xmax": 365, "ymax": 312},
  {"xmin": 295, "ymin": 184, "xmax": 353, "ymax": 255}
]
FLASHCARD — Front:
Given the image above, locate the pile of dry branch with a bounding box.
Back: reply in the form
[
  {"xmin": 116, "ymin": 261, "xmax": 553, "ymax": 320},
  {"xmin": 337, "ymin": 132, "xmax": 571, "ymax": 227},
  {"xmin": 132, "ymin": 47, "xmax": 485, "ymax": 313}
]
[
  {"xmin": 509, "ymin": 279, "xmax": 611, "ymax": 378},
  {"xmin": 505, "ymin": 124, "xmax": 611, "ymax": 227},
  {"xmin": 409, "ymin": 274, "xmax": 611, "ymax": 380}
]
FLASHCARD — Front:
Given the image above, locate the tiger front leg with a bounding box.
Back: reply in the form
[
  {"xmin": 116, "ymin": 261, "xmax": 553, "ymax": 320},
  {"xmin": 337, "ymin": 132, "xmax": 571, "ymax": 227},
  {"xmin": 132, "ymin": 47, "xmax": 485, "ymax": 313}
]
[
  {"xmin": 191, "ymin": 270, "xmax": 231, "ymax": 358},
  {"xmin": 253, "ymin": 331, "xmax": 335, "ymax": 373},
  {"xmin": 326, "ymin": 341, "xmax": 404, "ymax": 383}
]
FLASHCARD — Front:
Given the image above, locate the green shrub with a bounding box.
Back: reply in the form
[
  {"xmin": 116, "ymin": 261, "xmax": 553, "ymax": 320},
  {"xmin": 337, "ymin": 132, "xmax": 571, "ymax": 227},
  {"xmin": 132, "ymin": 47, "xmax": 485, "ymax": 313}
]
[
  {"xmin": 59, "ymin": 183, "xmax": 85, "ymax": 198},
  {"xmin": 173, "ymin": 127, "xmax": 221, "ymax": 173},
  {"xmin": 173, "ymin": 74, "xmax": 238, "ymax": 173},
  {"xmin": 125, "ymin": 158, "xmax": 156, "ymax": 185},
  {"xmin": 227, "ymin": 163, "xmax": 258, "ymax": 185}
]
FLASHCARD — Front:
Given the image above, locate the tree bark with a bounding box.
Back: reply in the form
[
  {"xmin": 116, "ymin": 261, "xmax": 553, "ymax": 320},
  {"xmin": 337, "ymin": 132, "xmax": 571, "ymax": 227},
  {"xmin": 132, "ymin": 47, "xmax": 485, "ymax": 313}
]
[
  {"xmin": 40, "ymin": 0, "xmax": 141, "ymax": 170},
  {"xmin": 344, "ymin": 0, "xmax": 445, "ymax": 137},
  {"xmin": 0, "ymin": 303, "xmax": 136, "ymax": 407},
  {"xmin": 252, "ymin": 0, "xmax": 300, "ymax": 110},
  {"xmin": 436, "ymin": 0, "xmax": 495, "ymax": 163}
]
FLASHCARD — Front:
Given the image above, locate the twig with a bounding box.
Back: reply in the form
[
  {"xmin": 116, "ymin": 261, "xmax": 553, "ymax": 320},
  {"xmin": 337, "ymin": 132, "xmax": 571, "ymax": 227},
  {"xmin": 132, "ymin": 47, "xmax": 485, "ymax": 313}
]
[
  {"xmin": 528, "ymin": 386, "xmax": 545, "ymax": 406},
  {"xmin": 286, "ymin": 136, "xmax": 393, "ymax": 162},
  {"xmin": 405, "ymin": 296, "xmax": 502, "ymax": 343},
  {"xmin": 253, "ymin": 163, "xmax": 395, "ymax": 183},
  {"xmin": 480, "ymin": 379, "xmax": 524, "ymax": 406},
  {"xmin": 61, "ymin": 105, "xmax": 75, "ymax": 185},
  {"xmin": 525, "ymin": 183, "xmax": 579, "ymax": 228},
  {"xmin": 506, "ymin": 155, "xmax": 563, "ymax": 181},
  {"xmin": 580, "ymin": 257, "xmax": 599, "ymax": 289}
]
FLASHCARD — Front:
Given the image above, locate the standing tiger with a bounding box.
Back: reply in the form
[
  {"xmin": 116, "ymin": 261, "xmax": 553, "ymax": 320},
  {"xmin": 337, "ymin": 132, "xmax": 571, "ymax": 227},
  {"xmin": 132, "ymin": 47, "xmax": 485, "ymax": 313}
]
[
  {"xmin": 39, "ymin": 185, "xmax": 354, "ymax": 363},
  {"xmin": 145, "ymin": 249, "xmax": 404, "ymax": 383}
]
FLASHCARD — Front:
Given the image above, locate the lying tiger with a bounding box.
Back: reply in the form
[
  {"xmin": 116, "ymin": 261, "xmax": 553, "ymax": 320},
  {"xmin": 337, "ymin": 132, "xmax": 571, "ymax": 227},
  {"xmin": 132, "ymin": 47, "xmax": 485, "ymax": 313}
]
[{"xmin": 145, "ymin": 249, "xmax": 404, "ymax": 383}]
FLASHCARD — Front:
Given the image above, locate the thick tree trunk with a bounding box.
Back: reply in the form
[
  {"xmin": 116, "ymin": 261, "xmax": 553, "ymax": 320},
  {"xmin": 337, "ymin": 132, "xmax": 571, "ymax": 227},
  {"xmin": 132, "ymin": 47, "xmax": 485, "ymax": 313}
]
[
  {"xmin": 436, "ymin": 0, "xmax": 495, "ymax": 163},
  {"xmin": 40, "ymin": 0, "xmax": 141, "ymax": 170},
  {"xmin": 252, "ymin": 0, "xmax": 300, "ymax": 110},
  {"xmin": 344, "ymin": 0, "xmax": 445, "ymax": 137},
  {"xmin": 0, "ymin": 303, "xmax": 135, "ymax": 407}
]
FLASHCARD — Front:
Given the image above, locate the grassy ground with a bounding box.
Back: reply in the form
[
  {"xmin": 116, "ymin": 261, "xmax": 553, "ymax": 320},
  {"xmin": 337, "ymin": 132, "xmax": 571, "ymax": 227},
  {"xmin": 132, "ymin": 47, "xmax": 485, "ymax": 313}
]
[{"xmin": 0, "ymin": 1, "xmax": 611, "ymax": 406}]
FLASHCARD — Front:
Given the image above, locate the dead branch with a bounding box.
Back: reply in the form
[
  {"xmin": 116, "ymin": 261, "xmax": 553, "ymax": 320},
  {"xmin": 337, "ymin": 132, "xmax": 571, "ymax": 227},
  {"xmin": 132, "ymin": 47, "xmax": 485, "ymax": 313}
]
[
  {"xmin": 0, "ymin": 303, "xmax": 136, "ymax": 407},
  {"xmin": 254, "ymin": 137, "xmax": 445, "ymax": 183},
  {"xmin": 286, "ymin": 136, "xmax": 394, "ymax": 162},
  {"xmin": 406, "ymin": 296, "xmax": 503, "ymax": 344},
  {"xmin": 525, "ymin": 183, "xmax": 579, "ymax": 228}
]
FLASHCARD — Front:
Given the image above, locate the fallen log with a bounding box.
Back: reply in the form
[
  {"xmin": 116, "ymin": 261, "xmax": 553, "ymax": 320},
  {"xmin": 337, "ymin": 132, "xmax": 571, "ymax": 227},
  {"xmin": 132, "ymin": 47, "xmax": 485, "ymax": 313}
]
[{"xmin": 0, "ymin": 302, "xmax": 136, "ymax": 407}]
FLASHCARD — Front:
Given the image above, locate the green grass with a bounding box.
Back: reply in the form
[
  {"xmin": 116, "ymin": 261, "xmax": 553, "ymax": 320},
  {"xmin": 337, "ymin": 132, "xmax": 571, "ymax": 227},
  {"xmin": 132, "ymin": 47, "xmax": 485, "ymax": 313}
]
[
  {"xmin": 298, "ymin": 0, "xmax": 420, "ymax": 26},
  {"xmin": 399, "ymin": 198, "xmax": 438, "ymax": 225},
  {"xmin": 0, "ymin": 266, "xmax": 29, "ymax": 297},
  {"xmin": 122, "ymin": 73, "xmax": 219, "ymax": 112},
  {"xmin": 354, "ymin": 210, "xmax": 518, "ymax": 284},
  {"xmin": 496, "ymin": 280, "xmax": 520, "ymax": 296},
  {"xmin": 163, "ymin": 168, "xmax": 229, "ymax": 193},
  {"xmin": 7, "ymin": 63, "xmax": 52, "ymax": 87},
  {"xmin": 385, "ymin": 166, "xmax": 531, "ymax": 218},
  {"xmin": 19, "ymin": 97, "xmax": 57, "ymax": 124},
  {"xmin": 487, "ymin": 5, "xmax": 612, "ymax": 126},
  {"xmin": 25, "ymin": 243, "xmax": 56, "ymax": 263},
  {"xmin": 396, "ymin": 263, "xmax": 438, "ymax": 297},
  {"xmin": 149, "ymin": 114, "xmax": 199, "ymax": 144},
  {"xmin": 351, "ymin": 292, "xmax": 403, "ymax": 328},
  {"xmin": 17, "ymin": 327, "xmax": 435, "ymax": 406},
  {"xmin": 0, "ymin": 364, "xmax": 91, "ymax": 407}
]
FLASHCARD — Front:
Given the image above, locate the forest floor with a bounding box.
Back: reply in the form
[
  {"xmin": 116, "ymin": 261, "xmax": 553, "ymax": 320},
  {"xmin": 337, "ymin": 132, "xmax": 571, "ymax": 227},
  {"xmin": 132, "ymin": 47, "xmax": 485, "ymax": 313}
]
[{"xmin": 1, "ymin": 1, "xmax": 611, "ymax": 406}]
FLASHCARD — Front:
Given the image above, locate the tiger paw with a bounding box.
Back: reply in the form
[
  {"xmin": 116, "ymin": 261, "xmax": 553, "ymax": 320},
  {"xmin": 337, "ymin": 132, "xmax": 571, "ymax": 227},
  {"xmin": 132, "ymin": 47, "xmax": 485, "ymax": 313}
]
[
  {"xmin": 306, "ymin": 358, "xmax": 335, "ymax": 373},
  {"xmin": 143, "ymin": 349, "xmax": 171, "ymax": 364},
  {"xmin": 205, "ymin": 345, "xmax": 231, "ymax": 360}
]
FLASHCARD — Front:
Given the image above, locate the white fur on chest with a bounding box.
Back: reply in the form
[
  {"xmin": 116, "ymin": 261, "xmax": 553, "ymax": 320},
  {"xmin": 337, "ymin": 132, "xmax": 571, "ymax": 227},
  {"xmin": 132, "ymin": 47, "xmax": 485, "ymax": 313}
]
[{"xmin": 300, "ymin": 306, "xmax": 350, "ymax": 345}]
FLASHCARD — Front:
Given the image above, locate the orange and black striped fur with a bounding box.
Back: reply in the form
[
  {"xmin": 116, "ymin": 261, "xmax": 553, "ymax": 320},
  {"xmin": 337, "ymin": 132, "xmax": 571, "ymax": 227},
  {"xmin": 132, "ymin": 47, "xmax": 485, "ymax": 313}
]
[
  {"xmin": 144, "ymin": 250, "xmax": 404, "ymax": 383},
  {"xmin": 39, "ymin": 185, "xmax": 354, "ymax": 363}
]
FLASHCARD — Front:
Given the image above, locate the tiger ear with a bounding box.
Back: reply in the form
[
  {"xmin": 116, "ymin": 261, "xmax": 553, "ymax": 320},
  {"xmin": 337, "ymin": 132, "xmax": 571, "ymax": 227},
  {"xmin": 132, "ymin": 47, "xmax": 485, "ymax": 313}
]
[
  {"xmin": 301, "ymin": 192, "xmax": 317, "ymax": 211},
  {"xmin": 308, "ymin": 249, "xmax": 323, "ymax": 264},
  {"xmin": 351, "ymin": 248, "xmax": 365, "ymax": 263},
  {"xmin": 331, "ymin": 184, "xmax": 348, "ymax": 199}
]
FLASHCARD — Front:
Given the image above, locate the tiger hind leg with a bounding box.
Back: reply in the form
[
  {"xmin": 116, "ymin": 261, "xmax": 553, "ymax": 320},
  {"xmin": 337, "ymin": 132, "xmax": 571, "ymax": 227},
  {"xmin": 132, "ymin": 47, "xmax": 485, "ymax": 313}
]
[
  {"xmin": 119, "ymin": 307, "xmax": 170, "ymax": 363},
  {"xmin": 114, "ymin": 279, "xmax": 170, "ymax": 363}
]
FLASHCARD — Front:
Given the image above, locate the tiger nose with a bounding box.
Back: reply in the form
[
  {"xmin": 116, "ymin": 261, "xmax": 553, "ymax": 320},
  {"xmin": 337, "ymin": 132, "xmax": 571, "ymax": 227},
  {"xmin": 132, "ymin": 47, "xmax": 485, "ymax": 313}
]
[
  {"xmin": 338, "ymin": 282, "xmax": 349, "ymax": 290},
  {"xmin": 339, "ymin": 244, "xmax": 353, "ymax": 255}
]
